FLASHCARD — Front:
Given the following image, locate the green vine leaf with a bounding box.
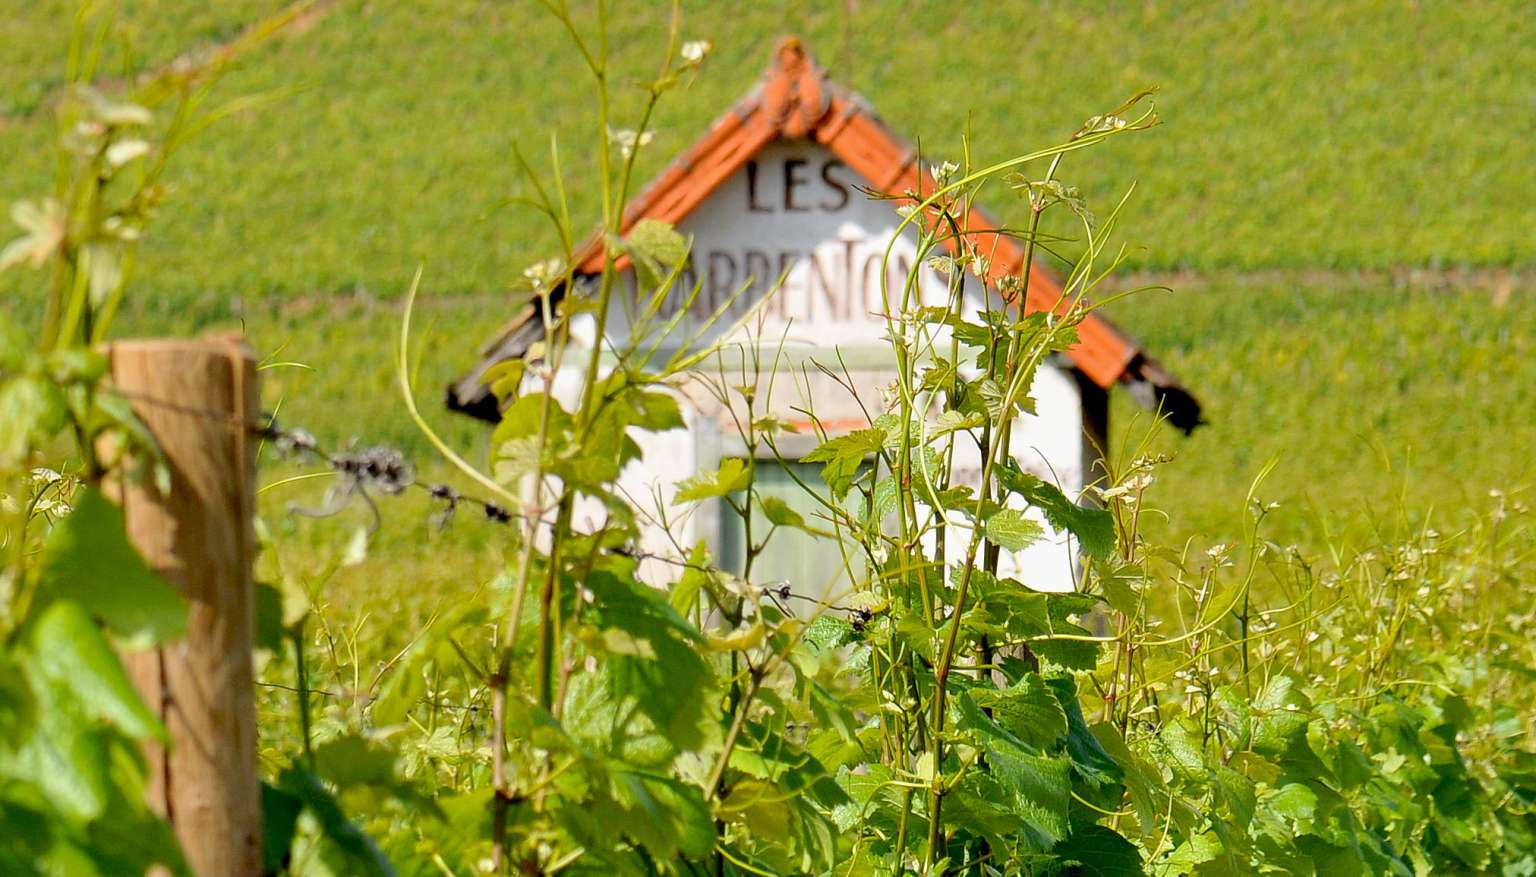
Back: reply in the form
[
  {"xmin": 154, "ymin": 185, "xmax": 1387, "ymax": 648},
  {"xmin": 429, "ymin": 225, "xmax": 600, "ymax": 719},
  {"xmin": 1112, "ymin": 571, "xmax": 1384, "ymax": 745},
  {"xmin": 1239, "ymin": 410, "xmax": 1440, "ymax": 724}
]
[
  {"xmin": 803, "ymin": 428, "xmax": 884, "ymax": 501},
  {"xmin": 983, "ymin": 508, "xmax": 1044, "ymax": 551},
  {"xmin": 0, "ymin": 311, "xmax": 29, "ymax": 371},
  {"xmin": 276, "ymin": 767, "xmax": 396, "ymax": 877},
  {"xmin": 29, "ymin": 600, "xmax": 165, "ymax": 744},
  {"xmin": 668, "ymin": 541, "xmax": 711, "ymax": 615},
  {"xmin": 964, "ymin": 674, "xmax": 1069, "ymax": 752},
  {"xmin": 1045, "ymin": 675, "xmax": 1123, "ymax": 791},
  {"xmin": 991, "ymin": 749, "xmax": 1071, "ymax": 847},
  {"xmin": 260, "ymin": 782, "xmax": 303, "ymax": 876},
  {"xmin": 1094, "ymin": 560, "xmax": 1144, "ymax": 616},
  {"xmin": 998, "ymin": 462, "xmax": 1116, "ymax": 560},
  {"xmin": 36, "ymin": 488, "xmax": 186, "ymax": 649},
  {"xmin": 0, "ymin": 376, "xmax": 68, "ymax": 467},
  {"xmin": 606, "ymin": 766, "xmax": 715, "ymax": 861},
  {"xmin": 480, "ymin": 358, "xmax": 526, "ymax": 403},
  {"xmin": 8, "ymin": 601, "xmax": 169, "ymax": 826},
  {"xmin": 1053, "ymin": 824, "xmax": 1143, "ymax": 875},
  {"xmin": 623, "ymin": 219, "xmax": 690, "ymax": 289},
  {"xmin": 758, "ymin": 495, "xmax": 806, "ymax": 529},
  {"xmin": 253, "ymin": 583, "xmax": 286, "ymax": 653},
  {"xmin": 582, "ymin": 571, "xmax": 716, "ymax": 750},
  {"xmin": 956, "ymin": 675, "xmax": 1078, "ymax": 846},
  {"xmin": 674, "ymin": 457, "xmax": 751, "ymax": 503}
]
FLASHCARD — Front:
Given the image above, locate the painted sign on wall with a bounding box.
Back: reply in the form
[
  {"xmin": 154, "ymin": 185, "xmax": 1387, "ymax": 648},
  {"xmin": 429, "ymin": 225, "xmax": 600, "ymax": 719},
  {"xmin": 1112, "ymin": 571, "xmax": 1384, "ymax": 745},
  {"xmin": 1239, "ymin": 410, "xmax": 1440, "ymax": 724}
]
[
  {"xmin": 644, "ymin": 141, "xmax": 955, "ymax": 344},
  {"xmin": 596, "ymin": 139, "xmax": 1091, "ymax": 595}
]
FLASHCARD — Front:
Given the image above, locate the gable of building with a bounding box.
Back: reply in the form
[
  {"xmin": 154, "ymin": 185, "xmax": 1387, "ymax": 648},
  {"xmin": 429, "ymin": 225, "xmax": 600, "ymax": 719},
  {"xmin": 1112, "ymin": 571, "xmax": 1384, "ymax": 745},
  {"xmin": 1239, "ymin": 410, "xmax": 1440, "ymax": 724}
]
[{"xmin": 448, "ymin": 38, "xmax": 1200, "ymax": 431}]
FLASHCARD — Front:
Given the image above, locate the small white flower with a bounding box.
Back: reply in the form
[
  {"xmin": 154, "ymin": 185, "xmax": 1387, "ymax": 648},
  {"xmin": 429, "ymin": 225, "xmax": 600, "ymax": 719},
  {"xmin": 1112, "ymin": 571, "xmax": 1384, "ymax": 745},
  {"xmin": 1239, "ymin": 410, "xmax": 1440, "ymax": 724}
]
[
  {"xmin": 522, "ymin": 258, "xmax": 564, "ymax": 286},
  {"xmin": 996, "ymin": 274, "xmax": 1024, "ymax": 300},
  {"xmin": 681, "ymin": 40, "xmax": 712, "ymax": 64},
  {"xmin": 1124, "ymin": 473, "xmax": 1155, "ymax": 492},
  {"xmin": 105, "ymin": 138, "xmax": 151, "ymax": 168},
  {"xmin": 896, "ymin": 204, "xmax": 919, "ymax": 219},
  {"xmin": 932, "ymin": 160, "xmax": 959, "ymax": 184},
  {"xmin": 1080, "ymin": 113, "xmax": 1129, "ymax": 134},
  {"xmin": 607, "ymin": 127, "xmax": 654, "ymax": 159},
  {"xmin": 72, "ymin": 119, "xmax": 107, "ymax": 140},
  {"xmin": 31, "ymin": 467, "xmax": 63, "ymax": 485},
  {"xmin": 927, "ymin": 254, "xmax": 958, "ymax": 277},
  {"xmin": 101, "ymin": 215, "xmax": 141, "ymax": 242}
]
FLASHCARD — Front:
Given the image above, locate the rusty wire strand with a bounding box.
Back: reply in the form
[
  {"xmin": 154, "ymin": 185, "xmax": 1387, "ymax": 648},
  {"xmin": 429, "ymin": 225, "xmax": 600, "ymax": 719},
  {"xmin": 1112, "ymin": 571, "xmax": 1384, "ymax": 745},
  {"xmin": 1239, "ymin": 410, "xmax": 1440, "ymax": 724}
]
[
  {"xmin": 109, "ymin": 388, "xmax": 866, "ymax": 617},
  {"xmin": 109, "ymin": 388, "xmax": 520, "ymax": 531}
]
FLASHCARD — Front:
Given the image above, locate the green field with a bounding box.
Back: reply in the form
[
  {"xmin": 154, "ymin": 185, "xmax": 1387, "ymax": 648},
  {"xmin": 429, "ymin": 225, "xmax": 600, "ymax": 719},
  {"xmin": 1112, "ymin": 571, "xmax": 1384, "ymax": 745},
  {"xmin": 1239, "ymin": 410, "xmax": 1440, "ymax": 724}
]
[
  {"xmin": 6, "ymin": 7, "xmax": 1536, "ymax": 871},
  {"xmin": 2, "ymin": 0, "xmax": 1533, "ymax": 559},
  {"xmin": 1103, "ymin": 271, "xmax": 1536, "ymax": 545},
  {"xmin": 4, "ymin": 0, "xmax": 1534, "ymax": 300}
]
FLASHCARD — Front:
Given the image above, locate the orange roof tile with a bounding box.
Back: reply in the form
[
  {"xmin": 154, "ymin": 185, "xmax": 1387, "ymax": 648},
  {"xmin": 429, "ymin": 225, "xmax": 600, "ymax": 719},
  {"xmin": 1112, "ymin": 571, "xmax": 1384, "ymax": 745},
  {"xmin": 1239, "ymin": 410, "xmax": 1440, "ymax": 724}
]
[{"xmin": 451, "ymin": 38, "xmax": 1200, "ymax": 430}]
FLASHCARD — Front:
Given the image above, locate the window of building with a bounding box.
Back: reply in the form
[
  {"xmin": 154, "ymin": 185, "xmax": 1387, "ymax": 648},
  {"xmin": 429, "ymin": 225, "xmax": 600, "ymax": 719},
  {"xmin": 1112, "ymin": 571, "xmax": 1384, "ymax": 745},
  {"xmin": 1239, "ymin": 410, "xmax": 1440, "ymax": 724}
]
[{"xmin": 717, "ymin": 459, "xmax": 858, "ymax": 611}]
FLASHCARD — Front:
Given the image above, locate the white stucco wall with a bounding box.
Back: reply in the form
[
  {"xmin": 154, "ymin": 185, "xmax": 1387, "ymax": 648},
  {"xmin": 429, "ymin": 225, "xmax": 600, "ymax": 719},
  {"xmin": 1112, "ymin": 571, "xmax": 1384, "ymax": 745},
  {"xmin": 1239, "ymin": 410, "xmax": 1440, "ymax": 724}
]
[
  {"xmin": 554, "ymin": 139, "xmax": 1093, "ymax": 594},
  {"xmin": 940, "ymin": 364, "xmax": 1087, "ymax": 592}
]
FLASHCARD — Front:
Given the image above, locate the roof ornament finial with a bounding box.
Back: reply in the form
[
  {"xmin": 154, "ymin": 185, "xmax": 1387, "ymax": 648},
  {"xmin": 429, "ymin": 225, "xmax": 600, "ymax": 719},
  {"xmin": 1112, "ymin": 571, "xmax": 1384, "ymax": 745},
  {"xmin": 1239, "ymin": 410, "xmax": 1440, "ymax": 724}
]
[{"xmin": 761, "ymin": 36, "xmax": 830, "ymax": 140}]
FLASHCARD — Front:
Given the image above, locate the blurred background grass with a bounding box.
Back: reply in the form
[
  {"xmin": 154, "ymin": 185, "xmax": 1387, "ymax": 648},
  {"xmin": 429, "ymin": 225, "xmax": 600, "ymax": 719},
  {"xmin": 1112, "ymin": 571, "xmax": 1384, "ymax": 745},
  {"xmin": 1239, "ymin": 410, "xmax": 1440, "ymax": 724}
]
[{"xmin": 2, "ymin": 0, "xmax": 1532, "ymax": 579}]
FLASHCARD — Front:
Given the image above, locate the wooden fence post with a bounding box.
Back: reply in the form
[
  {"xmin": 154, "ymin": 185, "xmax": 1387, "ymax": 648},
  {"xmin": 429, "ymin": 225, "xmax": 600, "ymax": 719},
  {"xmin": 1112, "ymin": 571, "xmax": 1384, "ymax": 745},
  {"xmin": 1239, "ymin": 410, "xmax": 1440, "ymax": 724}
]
[{"xmin": 109, "ymin": 335, "xmax": 263, "ymax": 877}]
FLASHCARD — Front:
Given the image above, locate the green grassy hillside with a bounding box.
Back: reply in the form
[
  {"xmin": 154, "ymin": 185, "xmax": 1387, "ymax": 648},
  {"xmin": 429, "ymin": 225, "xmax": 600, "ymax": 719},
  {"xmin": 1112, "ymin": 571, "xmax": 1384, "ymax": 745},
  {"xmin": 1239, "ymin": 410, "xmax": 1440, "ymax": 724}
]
[
  {"xmin": 2, "ymin": 0, "xmax": 1532, "ymax": 305},
  {"xmin": 1104, "ymin": 272, "xmax": 1536, "ymax": 544},
  {"xmin": 2, "ymin": 0, "xmax": 1533, "ymax": 557}
]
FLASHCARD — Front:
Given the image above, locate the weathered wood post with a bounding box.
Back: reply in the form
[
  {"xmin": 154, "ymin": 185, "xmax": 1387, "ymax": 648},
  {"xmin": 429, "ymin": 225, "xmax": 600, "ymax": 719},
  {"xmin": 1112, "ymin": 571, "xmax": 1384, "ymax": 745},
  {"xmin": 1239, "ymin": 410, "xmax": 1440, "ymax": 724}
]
[{"xmin": 109, "ymin": 335, "xmax": 263, "ymax": 877}]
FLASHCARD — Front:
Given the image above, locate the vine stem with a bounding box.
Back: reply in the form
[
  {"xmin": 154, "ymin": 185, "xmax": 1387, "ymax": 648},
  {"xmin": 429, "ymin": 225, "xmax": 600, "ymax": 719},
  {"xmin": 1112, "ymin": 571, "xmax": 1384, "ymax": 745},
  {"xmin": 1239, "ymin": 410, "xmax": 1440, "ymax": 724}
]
[
  {"xmin": 293, "ymin": 623, "xmax": 315, "ymax": 771},
  {"xmin": 705, "ymin": 670, "xmax": 764, "ymax": 798},
  {"xmin": 921, "ymin": 148, "xmax": 1064, "ymax": 870},
  {"xmin": 490, "ymin": 680, "xmax": 508, "ymax": 874}
]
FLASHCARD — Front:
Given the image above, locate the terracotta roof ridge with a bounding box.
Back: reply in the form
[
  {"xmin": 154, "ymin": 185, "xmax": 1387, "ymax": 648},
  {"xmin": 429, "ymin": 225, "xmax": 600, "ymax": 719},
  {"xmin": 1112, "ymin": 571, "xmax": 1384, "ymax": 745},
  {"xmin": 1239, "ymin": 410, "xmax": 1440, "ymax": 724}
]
[
  {"xmin": 761, "ymin": 36, "xmax": 832, "ymax": 139},
  {"xmin": 447, "ymin": 37, "xmax": 1203, "ymax": 433}
]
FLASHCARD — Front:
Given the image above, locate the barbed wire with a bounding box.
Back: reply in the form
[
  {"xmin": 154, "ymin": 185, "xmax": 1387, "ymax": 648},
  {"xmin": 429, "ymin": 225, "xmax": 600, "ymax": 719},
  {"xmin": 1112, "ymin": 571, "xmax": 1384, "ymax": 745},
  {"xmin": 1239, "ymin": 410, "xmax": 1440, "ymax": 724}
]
[
  {"xmin": 252, "ymin": 417, "xmax": 519, "ymax": 534},
  {"xmin": 109, "ymin": 388, "xmax": 866, "ymax": 621},
  {"xmin": 103, "ymin": 388, "xmax": 518, "ymax": 531}
]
